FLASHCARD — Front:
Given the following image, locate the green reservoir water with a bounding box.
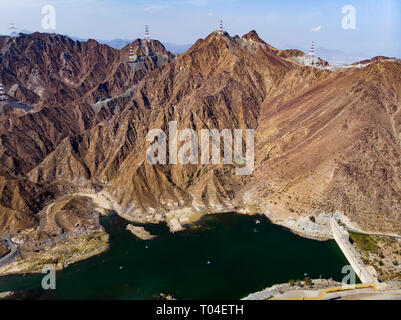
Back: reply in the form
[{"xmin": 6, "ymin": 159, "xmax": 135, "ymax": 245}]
[{"xmin": 0, "ymin": 213, "xmax": 348, "ymax": 300}]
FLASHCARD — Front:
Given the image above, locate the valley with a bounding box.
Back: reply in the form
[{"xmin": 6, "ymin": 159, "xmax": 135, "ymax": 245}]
[{"xmin": 0, "ymin": 28, "xmax": 400, "ymax": 292}]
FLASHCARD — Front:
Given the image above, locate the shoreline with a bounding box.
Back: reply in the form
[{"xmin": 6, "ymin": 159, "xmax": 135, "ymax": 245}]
[
  {"xmin": 241, "ymin": 279, "xmax": 401, "ymax": 300},
  {"xmin": 0, "ymin": 206, "xmax": 309, "ymax": 278},
  {"xmin": 0, "ymin": 229, "xmax": 109, "ymax": 277},
  {"xmin": 241, "ymin": 279, "xmax": 342, "ymax": 300},
  {"xmin": 74, "ymin": 189, "xmax": 400, "ymax": 240},
  {"xmin": 1, "ymin": 201, "xmax": 399, "ymax": 279}
]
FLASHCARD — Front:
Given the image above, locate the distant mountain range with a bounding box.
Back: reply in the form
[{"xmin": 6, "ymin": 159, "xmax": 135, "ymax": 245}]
[
  {"xmin": 2, "ymin": 30, "xmax": 369, "ymax": 63},
  {"xmin": 284, "ymin": 44, "xmax": 370, "ymax": 66},
  {"xmin": 14, "ymin": 30, "xmax": 192, "ymax": 54},
  {"xmin": 98, "ymin": 39, "xmax": 191, "ymax": 55}
]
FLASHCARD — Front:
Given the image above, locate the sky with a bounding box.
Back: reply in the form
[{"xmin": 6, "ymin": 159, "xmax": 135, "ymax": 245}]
[{"xmin": 0, "ymin": 0, "xmax": 400, "ymax": 58}]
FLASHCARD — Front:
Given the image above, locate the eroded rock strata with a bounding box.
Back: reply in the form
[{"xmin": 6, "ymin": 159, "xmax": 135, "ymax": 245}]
[{"xmin": 0, "ymin": 30, "xmax": 400, "ymax": 274}]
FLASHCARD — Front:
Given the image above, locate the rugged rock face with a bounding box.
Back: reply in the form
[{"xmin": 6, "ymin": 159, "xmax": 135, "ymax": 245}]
[
  {"xmin": 0, "ymin": 30, "xmax": 400, "ymax": 242},
  {"xmin": 27, "ymin": 30, "xmax": 309, "ymax": 220},
  {"xmin": 277, "ymin": 49, "xmax": 305, "ymax": 59},
  {"xmin": 252, "ymin": 60, "xmax": 401, "ymax": 233},
  {"xmin": 0, "ymin": 33, "xmax": 174, "ymax": 107},
  {"xmin": 0, "ymin": 98, "xmax": 33, "ymax": 118},
  {"xmin": 0, "ymin": 33, "xmax": 175, "ymax": 234},
  {"xmin": 123, "ymin": 38, "xmax": 175, "ymax": 71},
  {"xmin": 0, "ymin": 33, "xmax": 175, "ymax": 181}
]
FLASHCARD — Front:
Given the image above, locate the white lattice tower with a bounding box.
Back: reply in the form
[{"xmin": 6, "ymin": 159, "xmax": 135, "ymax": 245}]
[
  {"xmin": 219, "ymin": 20, "xmax": 224, "ymax": 35},
  {"xmin": 145, "ymin": 25, "xmax": 150, "ymax": 42},
  {"xmin": 308, "ymin": 41, "xmax": 315, "ymax": 58},
  {"xmin": 0, "ymin": 83, "xmax": 7, "ymax": 101},
  {"xmin": 9, "ymin": 23, "xmax": 17, "ymax": 37}
]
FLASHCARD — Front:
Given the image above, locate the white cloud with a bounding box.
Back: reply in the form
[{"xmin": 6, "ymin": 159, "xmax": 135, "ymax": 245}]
[
  {"xmin": 144, "ymin": 4, "xmax": 169, "ymax": 13},
  {"xmin": 208, "ymin": 12, "xmax": 214, "ymax": 17},
  {"xmin": 311, "ymin": 25, "xmax": 322, "ymax": 32}
]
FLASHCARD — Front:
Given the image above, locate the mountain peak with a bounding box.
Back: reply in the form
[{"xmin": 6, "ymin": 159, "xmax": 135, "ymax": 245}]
[
  {"xmin": 241, "ymin": 30, "xmax": 279, "ymax": 54},
  {"xmin": 123, "ymin": 38, "xmax": 175, "ymax": 61},
  {"xmin": 242, "ymin": 30, "xmax": 263, "ymax": 43},
  {"xmin": 203, "ymin": 30, "xmax": 230, "ymax": 41}
]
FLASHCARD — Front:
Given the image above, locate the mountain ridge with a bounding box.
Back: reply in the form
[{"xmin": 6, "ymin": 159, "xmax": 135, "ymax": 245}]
[{"xmin": 0, "ymin": 30, "xmax": 400, "ymax": 270}]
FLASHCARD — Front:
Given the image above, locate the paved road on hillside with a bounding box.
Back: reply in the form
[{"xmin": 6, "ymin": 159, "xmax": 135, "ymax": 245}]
[
  {"xmin": 0, "ymin": 233, "xmax": 17, "ymax": 266},
  {"xmin": 345, "ymin": 227, "xmax": 401, "ymax": 240}
]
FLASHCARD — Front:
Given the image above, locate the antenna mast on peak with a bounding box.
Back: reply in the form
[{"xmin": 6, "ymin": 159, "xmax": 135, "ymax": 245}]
[
  {"xmin": 308, "ymin": 41, "xmax": 315, "ymax": 58},
  {"xmin": 145, "ymin": 25, "xmax": 150, "ymax": 42},
  {"xmin": 0, "ymin": 83, "xmax": 7, "ymax": 101},
  {"xmin": 218, "ymin": 20, "xmax": 224, "ymax": 35},
  {"xmin": 8, "ymin": 23, "xmax": 17, "ymax": 37}
]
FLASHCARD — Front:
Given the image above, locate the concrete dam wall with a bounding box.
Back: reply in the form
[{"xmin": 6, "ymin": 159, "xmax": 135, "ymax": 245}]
[{"xmin": 330, "ymin": 219, "xmax": 378, "ymax": 284}]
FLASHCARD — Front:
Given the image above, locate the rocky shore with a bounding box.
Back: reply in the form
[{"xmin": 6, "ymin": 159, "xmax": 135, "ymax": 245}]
[
  {"xmin": 0, "ymin": 230, "xmax": 109, "ymax": 277},
  {"xmin": 242, "ymin": 279, "xmax": 342, "ymax": 300},
  {"xmin": 0, "ymin": 201, "xmax": 360, "ymax": 278},
  {"xmin": 1, "ymin": 195, "xmax": 398, "ymax": 282},
  {"xmin": 0, "ymin": 291, "xmax": 13, "ymax": 300},
  {"xmin": 126, "ymin": 225, "xmax": 156, "ymax": 240},
  {"xmin": 272, "ymin": 212, "xmax": 349, "ymax": 241}
]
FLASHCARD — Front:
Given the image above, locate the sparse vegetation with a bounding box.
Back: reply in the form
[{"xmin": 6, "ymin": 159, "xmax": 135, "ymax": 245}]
[
  {"xmin": 1, "ymin": 230, "xmax": 109, "ymax": 275},
  {"xmin": 350, "ymin": 232, "xmax": 401, "ymax": 281},
  {"xmin": 304, "ymin": 277, "xmax": 313, "ymax": 286},
  {"xmin": 349, "ymin": 232, "xmax": 379, "ymax": 253},
  {"xmin": 247, "ymin": 205, "xmax": 262, "ymax": 213}
]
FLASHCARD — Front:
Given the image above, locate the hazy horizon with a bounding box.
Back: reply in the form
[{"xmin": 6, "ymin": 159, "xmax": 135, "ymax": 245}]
[{"xmin": 0, "ymin": 0, "xmax": 400, "ymax": 59}]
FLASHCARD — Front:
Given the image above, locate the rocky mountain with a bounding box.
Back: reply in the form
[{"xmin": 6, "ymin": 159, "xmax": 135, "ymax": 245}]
[
  {"xmin": 0, "ymin": 33, "xmax": 174, "ymax": 108},
  {"xmin": 351, "ymin": 56, "xmax": 398, "ymax": 67},
  {"xmin": 252, "ymin": 59, "xmax": 401, "ymax": 233},
  {"xmin": 122, "ymin": 38, "xmax": 175, "ymax": 73},
  {"xmin": 284, "ymin": 44, "xmax": 370, "ymax": 66},
  {"xmin": 0, "ymin": 33, "xmax": 175, "ymax": 234},
  {"xmin": 0, "ymin": 29, "xmax": 399, "ymax": 256},
  {"xmin": 26, "ymin": 30, "xmax": 311, "ymax": 224},
  {"xmin": 0, "ymin": 33, "xmax": 174, "ymax": 176}
]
